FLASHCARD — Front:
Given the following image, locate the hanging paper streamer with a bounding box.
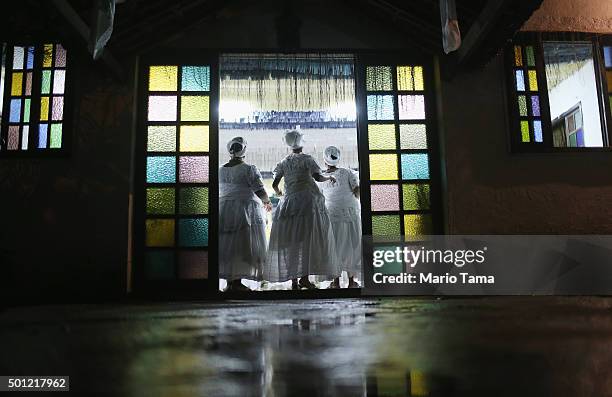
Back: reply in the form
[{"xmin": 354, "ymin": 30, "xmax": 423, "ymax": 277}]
[
  {"xmin": 89, "ymin": 0, "xmax": 116, "ymax": 60},
  {"xmin": 440, "ymin": 0, "xmax": 461, "ymax": 54}
]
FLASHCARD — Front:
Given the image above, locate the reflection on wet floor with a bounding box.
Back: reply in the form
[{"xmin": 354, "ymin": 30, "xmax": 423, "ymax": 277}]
[{"xmin": 1, "ymin": 297, "xmax": 611, "ymax": 396}]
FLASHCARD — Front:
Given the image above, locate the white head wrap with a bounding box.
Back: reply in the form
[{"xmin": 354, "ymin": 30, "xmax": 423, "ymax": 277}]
[
  {"xmin": 227, "ymin": 137, "xmax": 247, "ymax": 158},
  {"xmin": 324, "ymin": 146, "xmax": 340, "ymax": 166},
  {"xmin": 284, "ymin": 129, "xmax": 304, "ymax": 149}
]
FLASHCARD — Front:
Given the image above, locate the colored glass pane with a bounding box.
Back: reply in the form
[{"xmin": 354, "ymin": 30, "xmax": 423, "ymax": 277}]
[
  {"xmin": 370, "ymin": 184, "xmax": 399, "ymax": 211},
  {"xmin": 181, "ymin": 66, "xmax": 210, "ymax": 91},
  {"xmin": 13, "ymin": 46, "xmax": 24, "ymax": 69},
  {"xmin": 40, "ymin": 97, "xmax": 49, "ymax": 121},
  {"xmin": 531, "ymin": 95, "xmax": 540, "ymax": 117},
  {"xmin": 526, "ymin": 46, "xmax": 535, "ymax": 67},
  {"xmin": 369, "ymin": 154, "xmax": 398, "ymax": 180},
  {"xmin": 403, "ymin": 184, "xmax": 430, "ymax": 210},
  {"xmin": 515, "ymin": 70, "xmax": 525, "ymax": 91},
  {"xmin": 366, "ymin": 66, "xmax": 392, "ymax": 91},
  {"xmin": 604, "ymin": 47, "xmax": 612, "ymax": 68},
  {"xmin": 25, "ymin": 72, "xmax": 32, "ymax": 95},
  {"xmin": 52, "ymin": 97, "xmax": 63, "ymax": 121},
  {"xmin": 149, "ymin": 66, "xmax": 178, "ymax": 91},
  {"xmin": 21, "ymin": 126, "xmax": 29, "ymax": 150},
  {"xmin": 10, "ymin": 99, "xmax": 21, "ymax": 122},
  {"xmin": 179, "ymin": 218, "xmax": 208, "ymax": 247},
  {"xmin": 145, "ymin": 219, "xmax": 175, "ymax": 247},
  {"xmin": 514, "ymin": 45, "xmax": 523, "ymax": 66},
  {"xmin": 179, "ymin": 156, "xmax": 209, "ymax": 183},
  {"xmin": 521, "ymin": 120, "xmax": 530, "ymax": 142},
  {"xmin": 26, "ymin": 47, "xmax": 34, "ymax": 69},
  {"xmin": 147, "ymin": 126, "xmax": 176, "ymax": 152},
  {"xmin": 41, "ymin": 70, "xmax": 51, "ymax": 94},
  {"xmin": 368, "ymin": 124, "xmax": 396, "ymax": 150},
  {"xmin": 144, "ymin": 251, "xmax": 174, "ymax": 280},
  {"xmin": 53, "ymin": 70, "xmax": 66, "ymax": 94},
  {"xmin": 404, "ymin": 214, "xmax": 432, "ymax": 237},
  {"xmin": 43, "ymin": 44, "xmax": 53, "ymax": 67},
  {"xmin": 607, "ymin": 71, "xmax": 612, "ymax": 92},
  {"xmin": 400, "ymin": 124, "xmax": 426, "ymax": 149},
  {"xmin": 178, "ymin": 251, "xmax": 208, "ymax": 279},
  {"xmin": 534, "ymin": 120, "xmax": 543, "ymax": 143},
  {"xmin": 38, "ymin": 125, "xmax": 48, "ymax": 148},
  {"xmin": 146, "ymin": 188, "xmax": 175, "ymax": 214},
  {"xmin": 372, "ymin": 215, "xmax": 401, "ymax": 237},
  {"xmin": 401, "ymin": 153, "xmax": 429, "ymax": 180},
  {"xmin": 7, "ymin": 126, "xmax": 19, "ymax": 150},
  {"xmin": 55, "ymin": 44, "xmax": 67, "ymax": 67},
  {"xmin": 180, "ymin": 125, "xmax": 209, "ymax": 152},
  {"xmin": 518, "ymin": 95, "xmax": 527, "ymax": 116},
  {"xmin": 23, "ymin": 98, "xmax": 30, "ymax": 122},
  {"xmin": 147, "ymin": 156, "xmax": 176, "ymax": 183},
  {"xmin": 397, "ymin": 66, "xmax": 424, "ymax": 91},
  {"xmin": 179, "ymin": 187, "xmax": 209, "ymax": 214},
  {"xmin": 398, "ymin": 95, "xmax": 425, "ymax": 120},
  {"xmin": 11, "ymin": 73, "xmax": 23, "ymax": 95},
  {"xmin": 180, "ymin": 96, "xmax": 210, "ymax": 121},
  {"xmin": 528, "ymin": 70, "xmax": 538, "ymax": 91},
  {"xmin": 367, "ymin": 95, "xmax": 395, "ymax": 120},
  {"xmin": 50, "ymin": 124, "xmax": 62, "ymax": 148},
  {"xmin": 148, "ymin": 96, "xmax": 177, "ymax": 121}
]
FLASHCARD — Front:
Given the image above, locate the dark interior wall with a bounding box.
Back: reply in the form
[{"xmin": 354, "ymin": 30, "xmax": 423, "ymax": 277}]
[
  {"xmin": 441, "ymin": 54, "xmax": 612, "ymax": 234},
  {"xmin": 0, "ymin": 59, "xmax": 135, "ymax": 302}
]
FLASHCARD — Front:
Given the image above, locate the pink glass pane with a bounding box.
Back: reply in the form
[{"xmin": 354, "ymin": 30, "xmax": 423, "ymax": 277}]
[
  {"xmin": 179, "ymin": 156, "xmax": 209, "ymax": 183},
  {"xmin": 25, "ymin": 72, "xmax": 32, "ymax": 96},
  {"xmin": 52, "ymin": 97, "xmax": 64, "ymax": 121},
  {"xmin": 178, "ymin": 251, "xmax": 208, "ymax": 279},
  {"xmin": 8, "ymin": 126, "xmax": 19, "ymax": 150},
  {"xmin": 55, "ymin": 44, "xmax": 67, "ymax": 67},
  {"xmin": 148, "ymin": 96, "xmax": 177, "ymax": 121},
  {"xmin": 371, "ymin": 184, "xmax": 399, "ymax": 211}
]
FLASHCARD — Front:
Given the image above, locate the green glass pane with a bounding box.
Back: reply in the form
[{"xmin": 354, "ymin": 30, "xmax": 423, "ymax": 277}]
[
  {"xmin": 399, "ymin": 124, "xmax": 427, "ymax": 149},
  {"xmin": 146, "ymin": 188, "xmax": 175, "ymax": 215},
  {"xmin": 521, "ymin": 120, "xmax": 530, "ymax": 143},
  {"xmin": 180, "ymin": 96, "xmax": 209, "ymax": 121},
  {"xmin": 526, "ymin": 46, "xmax": 535, "ymax": 67},
  {"xmin": 179, "ymin": 187, "xmax": 209, "ymax": 215},
  {"xmin": 368, "ymin": 124, "xmax": 396, "ymax": 150},
  {"xmin": 41, "ymin": 70, "xmax": 51, "ymax": 94},
  {"xmin": 146, "ymin": 219, "xmax": 175, "ymax": 247},
  {"xmin": 181, "ymin": 66, "xmax": 210, "ymax": 91},
  {"xmin": 50, "ymin": 124, "xmax": 62, "ymax": 148},
  {"xmin": 375, "ymin": 245, "xmax": 404, "ymax": 275},
  {"xmin": 403, "ymin": 184, "xmax": 430, "ymax": 210},
  {"xmin": 144, "ymin": 251, "xmax": 175, "ymax": 280},
  {"xmin": 366, "ymin": 66, "xmax": 392, "ymax": 91},
  {"xmin": 147, "ymin": 126, "xmax": 176, "ymax": 152},
  {"xmin": 23, "ymin": 98, "xmax": 31, "ymax": 122},
  {"xmin": 372, "ymin": 215, "xmax": 401, "ymax": 237},
  {"xmin": 518, "ymin": 95, "xmax": 527, "ymax": 117},
  {"xmin": 179, "ymin": 218, "xmax": 208, "ymax": 247}
]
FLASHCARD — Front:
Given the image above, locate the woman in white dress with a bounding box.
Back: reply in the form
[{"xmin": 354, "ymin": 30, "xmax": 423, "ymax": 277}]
[
  {"xmin": 265, "ymin": 130, "xmax": 340, "ymax": 289},
  {"xmin": 319, "ymin": 146, "xmax": 362, "ymax": 288},
  {"xmin": 219, "ymin": 137, "xmax": 272, "ymax": 291}
]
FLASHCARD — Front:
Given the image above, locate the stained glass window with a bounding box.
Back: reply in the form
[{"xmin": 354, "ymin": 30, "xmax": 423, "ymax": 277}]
[
  {"xmin": 605, "ymin": 47, "xmax": 612, "ymax": 124},
  {"xmin": 510, "ymin": 44, "xmax": 543, "ymax": 146},
  {"xmin": 1, "ymin": 43, "xmax": 68, "ymax": 152},
  {"xmin": 143, "ymin": 64, "xmax": 211, "ymax": 280},
  {"xmin": 365, "ymin": 63, "xmax": 433, "ymax": 240}
]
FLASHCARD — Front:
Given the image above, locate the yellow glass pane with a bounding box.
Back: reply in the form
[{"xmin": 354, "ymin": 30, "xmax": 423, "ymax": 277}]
[
  {"xmin": 180, "ymin": 125, "xmax": 209, "ymax": 152},
  {"xmin": 368, "ymin": 124, "xmax": 396, "ymax": 150},
  {"xmin": 410, "ymin": 371, "xmax": 428, "ymax": 397},
  {"xmin": 11, "ymin": 73, "xmax": 23, "ymax": 96},
  {"xmin": 397, "ymin": 66, "xmax": 424, "ymax": 91},
  {"xmin": 404, "ymin": 214, "xmax": 432, "ymax": 238},
  {"xmin": 146, "ymin": 219, "xmax": 175, "ymax": 247},
  {"xmin": 369, "ymin": 154, "xmax": 398, "ymax": 180},
  {"xmin": 521, "ymin": 120, "xmax": 530, "ymax": 142},
  {"xmin": 40, "ymin": 97, "xmax": 49, "ymax": 121},
  {"xmin": 149, "ymin": 66, "xmax": 178, "ymax": 91},
  {"xmin": 43, "ymin": 44, "xmax": 53, "ymax": 67},
  {"xmin": 181, "ymin": 96, "xmax": 209, "ymax": 121},
  {"xmin": 528, "ymin": 70, "xmax": 538, "ymax": 91},
  {"xmin": 514, "ymin": 46, "xmax": 523, "ymax": 66}
]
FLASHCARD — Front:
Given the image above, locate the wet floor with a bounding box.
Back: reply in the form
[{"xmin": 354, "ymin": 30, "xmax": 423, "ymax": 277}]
[{"xmin": 1, "ymin": 297, "xmax": 611, "ymax": 396}]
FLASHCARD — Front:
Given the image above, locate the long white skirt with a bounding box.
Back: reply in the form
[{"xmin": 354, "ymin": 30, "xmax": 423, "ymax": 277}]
[
  {"xmin": 219, "ymin": 198, "xmax": 267, "ymax": 281},
  {"xmin": 265, "ymin": 190, "xmax": 340, "ymax": 282},
  {"xmin": 329, "ymin": 207, "xmax": 362, "ymax": 278}
]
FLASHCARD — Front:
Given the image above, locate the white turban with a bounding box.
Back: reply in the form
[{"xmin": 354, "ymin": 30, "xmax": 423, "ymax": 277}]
[
  {"xmin": 284, "ymin": 129, "xmax": 304, "ymax": 149},
  {"xmin": 227, "ymin": 137, "xmax": 247, "ymax": 158},
  {"xmin": 324, "ymin": 146, "xmax": 340, "ymax": 166}
]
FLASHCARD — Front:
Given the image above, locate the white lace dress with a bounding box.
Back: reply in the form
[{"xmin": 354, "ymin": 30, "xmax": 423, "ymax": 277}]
[
  {"xmin": 219, "ymin": 163, "xmax": 267, "ymax": 281},
  {"xmin": 264, "ymin": 153, "xmax": 340, "ymax": 282},
  {"xmin": 319, "ymin": 168, "xmax": 362, "ymax": 278}
]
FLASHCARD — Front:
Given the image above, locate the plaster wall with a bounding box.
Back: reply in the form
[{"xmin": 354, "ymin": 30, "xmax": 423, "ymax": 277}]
[{"xmin": 523, "ymin": 0, "xmax": 612, "ymax": 33}]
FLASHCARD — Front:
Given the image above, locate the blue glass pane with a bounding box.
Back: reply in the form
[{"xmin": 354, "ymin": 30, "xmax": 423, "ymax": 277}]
[
  {"xmin": 604, "ymin": 47, "xmax": 612, "ymax": 68},
  {"xmin": 534, "ymin": 120, "xmax": 543, "ymax": 143},
  {"xmin": 531, "ymin": 95, "xmax": 540, "ymax": 117},
  {"xmin": 401, "ymin": 153, "xmax": 429, "ymax": 180},
  {"xmin": 38, "ymin": 125, "xmax": 48, "ymax": 148},
  {"xmin": 144, "ymin": 251, "xmax": 175, "ymax": 280},
  {"xmin": 181, "ymin": 66, "xmax": 210, "ymax": 91},
  {"xmin": 515, "ymin": 70, "xmax": 525, "ymax": 91},
  {"xmin": 147, "ymin": 156, "xmax": 176, "ymax": 183},
  {"xmin": 9, "ymin": 99, "xmax": 21, "ymax": 122},
  {"xmin": 367, "ymin": 95, "xmax": 395, "ymax": 120},
  {"xmin": 179, "ymin": 218, "xmax": 208, "ymax": 247},
  {"xmin": 26, "ymin": 47, "xmax": 34, "ymax": 69}
]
